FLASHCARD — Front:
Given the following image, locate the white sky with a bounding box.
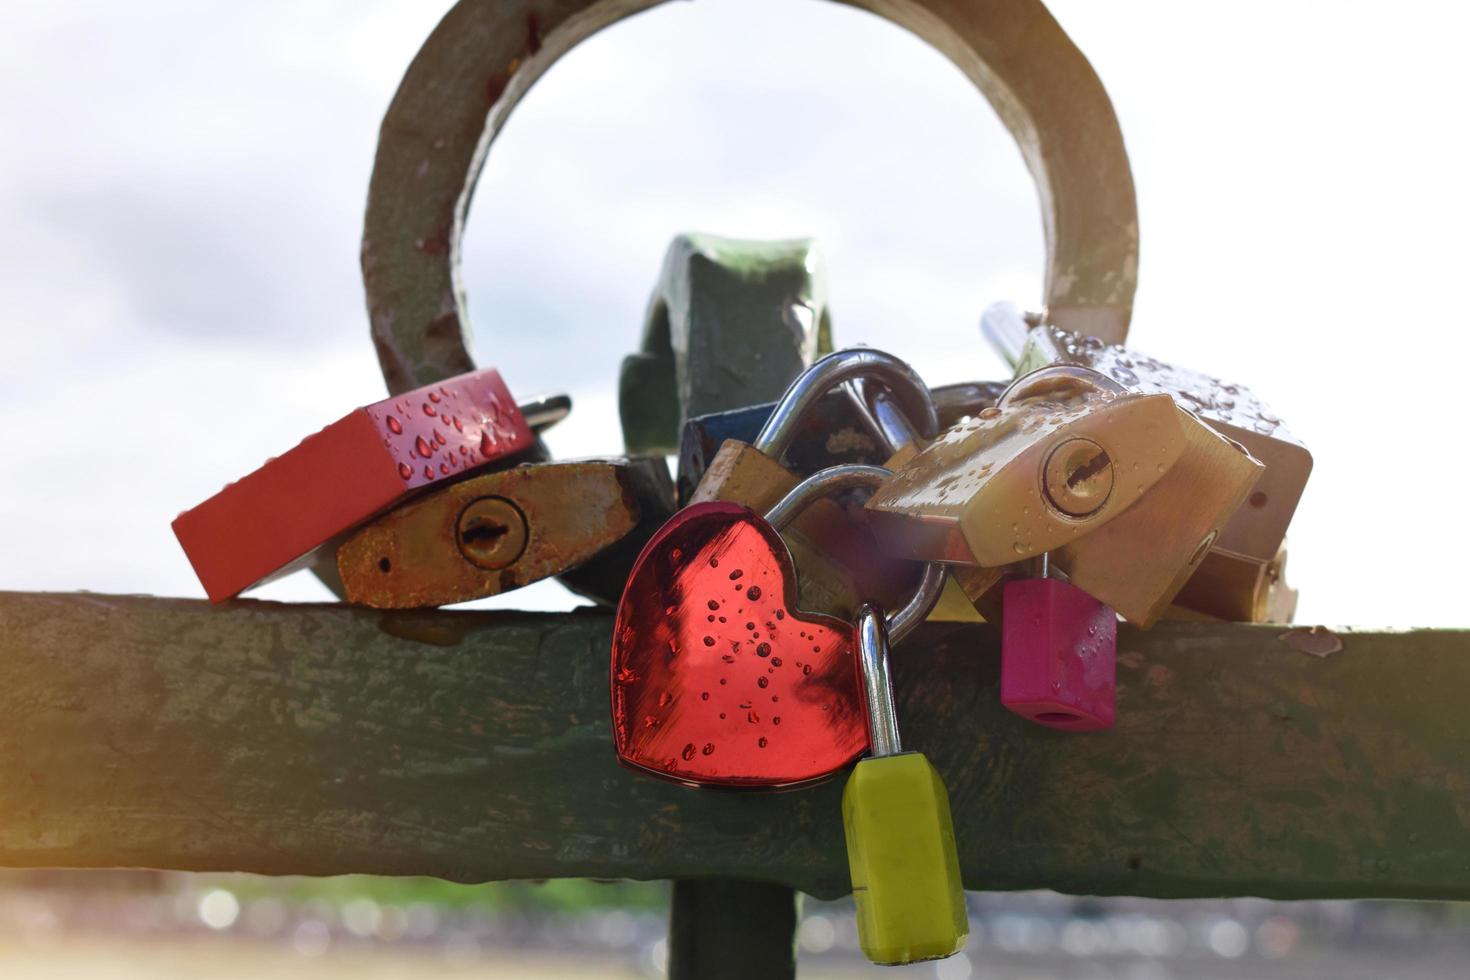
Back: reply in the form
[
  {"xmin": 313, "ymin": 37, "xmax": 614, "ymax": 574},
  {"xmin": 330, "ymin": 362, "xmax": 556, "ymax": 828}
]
[{"xmin": 0, "ymin": 0, "xmax": 1465, "ymax": 627}]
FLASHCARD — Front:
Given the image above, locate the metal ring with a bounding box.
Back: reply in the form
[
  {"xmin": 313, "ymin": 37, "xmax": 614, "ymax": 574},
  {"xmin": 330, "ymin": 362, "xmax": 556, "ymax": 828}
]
[
  {"xmin": 363, "ymin": 0, "xmax": 1140, "ymax": 395},
  {"xmin": 764, "ymin": 463, "xmax": 944, "ymax": 641}
]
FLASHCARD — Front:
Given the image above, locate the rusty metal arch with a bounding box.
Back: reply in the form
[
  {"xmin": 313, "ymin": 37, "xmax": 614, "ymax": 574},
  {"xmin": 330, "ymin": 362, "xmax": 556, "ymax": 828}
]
[{"xmin": 362, "ymin": 0, "xmax": 1139, "ymax": 395}]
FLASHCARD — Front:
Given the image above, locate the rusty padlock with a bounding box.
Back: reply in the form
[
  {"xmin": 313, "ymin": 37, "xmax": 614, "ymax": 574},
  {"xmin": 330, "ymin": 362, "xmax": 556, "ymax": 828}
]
[{"xmin": 336, "ymin": 456, "xmax": 674, "ymax": 608}]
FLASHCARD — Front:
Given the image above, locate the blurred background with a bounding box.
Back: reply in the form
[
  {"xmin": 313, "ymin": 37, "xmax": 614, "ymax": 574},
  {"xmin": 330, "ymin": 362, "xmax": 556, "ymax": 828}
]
[{"xmin": 1, "ymin": 0, "xmax": 1467, "ymax": 976}]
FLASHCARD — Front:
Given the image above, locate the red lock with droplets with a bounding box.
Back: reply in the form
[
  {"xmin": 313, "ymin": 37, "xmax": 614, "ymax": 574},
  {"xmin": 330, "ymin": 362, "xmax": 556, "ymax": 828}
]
[
  {"xmin": 611, "ymin": 464, "xmax": 944, "ymax": 789},
  {"xmin": 173, "ymin": 368, "xmax": 534, "ymax": 601}
]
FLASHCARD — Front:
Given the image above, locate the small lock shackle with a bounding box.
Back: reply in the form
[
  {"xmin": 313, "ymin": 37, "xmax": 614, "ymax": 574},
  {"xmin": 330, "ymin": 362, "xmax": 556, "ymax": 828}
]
[
  {"xmin": 363, "ymin": 0, "xmax": 1139, "ymax": 395},
  {"xmin": 855, "ymin": 604, "xmax": 901, "ymax": 757},
  {"xmin": 754, "ymin": 349, "xmax": 938, "ymax": 462},
  {"xmin": 765, "ymin": 463, "xmax": 945, "ymax": 646}
]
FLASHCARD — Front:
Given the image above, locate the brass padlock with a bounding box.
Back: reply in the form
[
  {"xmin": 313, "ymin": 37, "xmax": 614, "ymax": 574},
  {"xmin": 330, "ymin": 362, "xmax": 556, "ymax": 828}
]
[
  {"xmin": 864, "ymin": 367, "xmax": 1186, "ymax": 567},
  {"xmin": 336, "ymin": 457, "xmax": 671, "ymax": 608},
  {"xmin": 984, "ymin": 301, "xmax": 1310, "ymax": 619},
  {"xmin": 687, "ymin": 348, "xmax": 938, "ymax": 619}
]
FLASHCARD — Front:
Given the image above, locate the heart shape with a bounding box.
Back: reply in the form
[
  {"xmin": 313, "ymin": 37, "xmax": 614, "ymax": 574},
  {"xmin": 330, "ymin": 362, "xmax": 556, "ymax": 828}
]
[{"xmin": 611, "ymin": 501, "xmax": 869, "ymax": 788}]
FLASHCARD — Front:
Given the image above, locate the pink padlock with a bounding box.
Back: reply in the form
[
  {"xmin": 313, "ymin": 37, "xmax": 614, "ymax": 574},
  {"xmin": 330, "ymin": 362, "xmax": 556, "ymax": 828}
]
[{"xmin": 1000, "ymin": 576, "xmax": 1117, "ymax": 731}]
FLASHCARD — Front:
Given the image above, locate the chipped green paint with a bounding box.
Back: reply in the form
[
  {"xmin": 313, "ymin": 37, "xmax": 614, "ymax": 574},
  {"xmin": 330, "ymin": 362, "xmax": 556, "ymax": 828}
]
[{"xmin": 1, "ymin": 592, "xmax": 1467, "ymax": 902}]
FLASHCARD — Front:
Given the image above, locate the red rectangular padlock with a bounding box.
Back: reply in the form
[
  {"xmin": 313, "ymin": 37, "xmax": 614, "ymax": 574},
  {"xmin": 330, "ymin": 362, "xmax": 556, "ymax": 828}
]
[{"xmin": 173, "ymin": 369, "xmax": 534, "ymax": 602}]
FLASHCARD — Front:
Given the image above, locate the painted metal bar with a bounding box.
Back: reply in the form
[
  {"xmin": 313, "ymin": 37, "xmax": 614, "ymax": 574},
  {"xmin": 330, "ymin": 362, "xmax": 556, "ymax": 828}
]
[{"xmin": 0, "ymin": 592, "xmax": 1464, "ymax": 901}]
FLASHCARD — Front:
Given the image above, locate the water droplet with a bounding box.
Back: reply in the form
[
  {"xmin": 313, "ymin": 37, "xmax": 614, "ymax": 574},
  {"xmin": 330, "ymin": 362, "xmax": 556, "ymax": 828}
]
[
  {"xmin": 428, "ymin": 391, "xmax": 441, "ymax": 403},
  {"xmin": 453, "ymin": 416, "xmax": 463, "ymax": 431},
  {"xmin": 746, "ymin": 586, "xmax": 762, "ymax": 601},
  {"xmin": 803, "ymin": 665, "xmax": 813, "ymax": 676},
  {"xmin": 700, "ymin": 692, "xmax": 709, "ymax": 701},
  {"xmin": 729, "ymin": 569, "xmax": 744, "ymax": 581},
  {"xmin": 386, "ymin": 415, "xmax": 403, "ymax": 434},
  {"xmin": 771, "ymin": 657, "xmax": 782, "ymax": 667},
  {"xmin": 707, "ymin": 599, "xmax": 720, "ymax": 611},
  {"xmin": 439, "ymin": 463, "xmax": 449, "ymax": 475},
  {"xmin": 479, "ymin": 429, "xmax": 498, "ymax": 456},
  {"xmin": 423, "ymin": 466, "xmax": 434, "ymax": 479},
  {"xmin": 434, "ymin": 429, "xmax": 446, "ymax": 445},
  {"xmin": 702, "ymin": 636, "xmax": 715, "ymax": 647},
  {"xmin": 643, "ymin": 716, "xmax": 658, "ymax": 728},
  {"xmin": 812, "ymin": 645, "xmax": 820, "ymax": 653},
  {"xmin": 758, "ymin": 737, "xmax": 768, "ymax": 748},
  {"xmin": 979, "ymin": 407, "xmax": 1001, "ymax": 420},
  {"xmin": 775, "ymin": 610, "xmax": 784, "ymax": 620},
  {"xmin": 722, "ymin": 654, "xmax": 735, "ymax": 664},
  {"xmin": 747, "ymin": 710, "xmax": 760, "ymax": 724},
  {"xmin": 707, "ymin": 615, "xmax": 715, "ymax": 623},
  {"xmin": 719, "ymin": 679, "xmax": 727, "ymax": 686},
  {"xmin": 658, "ymin": 691, "xmax": 672, "ymax": 707},
  {"xmin": 702, "ymin": 743, "xmax": 714, "ymax": 756},
  {"xmin": 745, "ymin": 622, "xmax": 755, "ymax": 631},
  {"xmin": 397, "ymin": 462, "xmax": 413, "ymax": 480},
  {"xmin": 709, "ymin": 557, "xmax": 719, "ymax": 568},
  {"xmin": 415, "ymin": 436, "xmax": 433, "ymax": 458},
  {"xmin": 772, "ymin": 716, "xmax": 781, "ymax": 725},
  {"xmin": 757, "ymin": 677, "xmax": 768, "ymax": 689},
  {"xmin": 681, "ymin": 743, "xmax": 696, "ymax": 761},
  {"xmin": 422, "ymin": 403, "xmax": 437, "ymax": 417},
  {"xmin": 756, "ymin": 643, "xmax": 771, "ymax": 657}
]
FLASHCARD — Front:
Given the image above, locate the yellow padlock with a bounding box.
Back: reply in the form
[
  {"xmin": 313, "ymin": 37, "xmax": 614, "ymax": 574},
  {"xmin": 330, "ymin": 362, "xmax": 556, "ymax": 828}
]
[{"xmin": 842, "ymin": 603, "xmax": 968, "ymax": 965}]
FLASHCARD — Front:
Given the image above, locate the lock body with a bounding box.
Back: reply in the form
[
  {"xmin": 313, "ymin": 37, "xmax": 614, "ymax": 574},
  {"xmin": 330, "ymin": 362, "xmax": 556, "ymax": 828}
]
[
  {"xmin": 843, "ymin": 751, "xmax": 968, "ymax": 965},
  {"xmin": 173, "ymin": 368, "xmax": 534, "ymax": 601},
  {"xmin": 337, "ymin": 458, "xmax": 668, "ymax": 608},
  {"xmin": 1001, "ymin": 578, "xmax": 1116, "ymax": 730},
  {"xmin": 865, "ymin": 380, "xmax": 1184, "ymax": 566}
]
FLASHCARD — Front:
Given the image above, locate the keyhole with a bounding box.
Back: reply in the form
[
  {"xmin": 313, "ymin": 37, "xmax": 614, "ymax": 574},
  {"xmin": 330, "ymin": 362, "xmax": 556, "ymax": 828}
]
[
  {"xmin": 1043, "ymin": 437, "xmax": 1115, "ymax": 518},
  {"xmin": 456, "ymin": 496, "xmax": 529, "ymax": 570}
]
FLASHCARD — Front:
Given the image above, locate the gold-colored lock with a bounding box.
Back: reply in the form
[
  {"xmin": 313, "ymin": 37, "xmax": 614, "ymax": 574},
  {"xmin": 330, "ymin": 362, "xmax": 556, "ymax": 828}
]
[
  {"xmin": 985, "ymin": 302, "xmax": 1310, "ymax": 619},
  {"xmin": 336, "ymin": 458, "xmax": 665, "ymax": 608},
  {"xmin": 864, "ymin": 367, "xmax": 1186, "ymax": 567},
  {"xmin": 688, "ymin": 348, "xmax": 938, "ymax": 618}
]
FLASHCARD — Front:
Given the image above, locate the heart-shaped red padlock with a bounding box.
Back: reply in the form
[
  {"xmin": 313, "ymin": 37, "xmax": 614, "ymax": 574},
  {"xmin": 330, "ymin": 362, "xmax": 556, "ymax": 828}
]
[{"xmin": 611, "ymin": 501, "xmax": 869, "ymax": 788}]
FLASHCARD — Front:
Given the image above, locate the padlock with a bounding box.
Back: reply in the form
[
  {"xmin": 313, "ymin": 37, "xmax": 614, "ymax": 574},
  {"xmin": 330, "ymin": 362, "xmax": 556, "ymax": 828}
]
[
  {"xmin": 842, "ymin": 603, "xmax": 967, "ymax": 966},
  {"xmin": 684, "ymin": 348, "xmax": 939, "ymax": 619},
  {"xmin": 864, "ymin": 366, "xmax": 1186, "ymax": 567},
  {"xmin": 1000, "ymin": 556, "xmax": 1116, "ymax": 730},
  {"xmin": 611, "ymin": 463, "xmax": 943, "ymax": 789},
  {"xmin": 173, "ymin": 367, "xmax": 537, "ymax": 602},
  {"xmin": 335, "ymin": 457, "xmax": 673, "ymax": 608},
  {"xmin": 984, "ymin": 301, "xmax": 1311, "ymax": 612}
]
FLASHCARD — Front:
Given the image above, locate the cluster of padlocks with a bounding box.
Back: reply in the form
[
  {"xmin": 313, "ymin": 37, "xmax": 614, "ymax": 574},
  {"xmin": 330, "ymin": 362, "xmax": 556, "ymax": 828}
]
[{"xmin": 173, "ymin": 295, "xmax": 1309, "ymax": 967}]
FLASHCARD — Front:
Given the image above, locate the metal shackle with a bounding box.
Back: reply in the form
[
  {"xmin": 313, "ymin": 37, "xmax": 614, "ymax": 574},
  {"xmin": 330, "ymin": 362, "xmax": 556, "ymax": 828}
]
[
  {"xmin": 764, "ymin": 463, "xmax": 944, "ymax": 646},
  {"xmin": 997, "ymin": 363, "xmax": 1126, "ymax": 408},
  {"xmin": 855, "ymin": 604, "xmax": 901, "ymax": 757},
  {"xmin": 754, "ymin": 349, "xmax": 938, "ymax": 463}
]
